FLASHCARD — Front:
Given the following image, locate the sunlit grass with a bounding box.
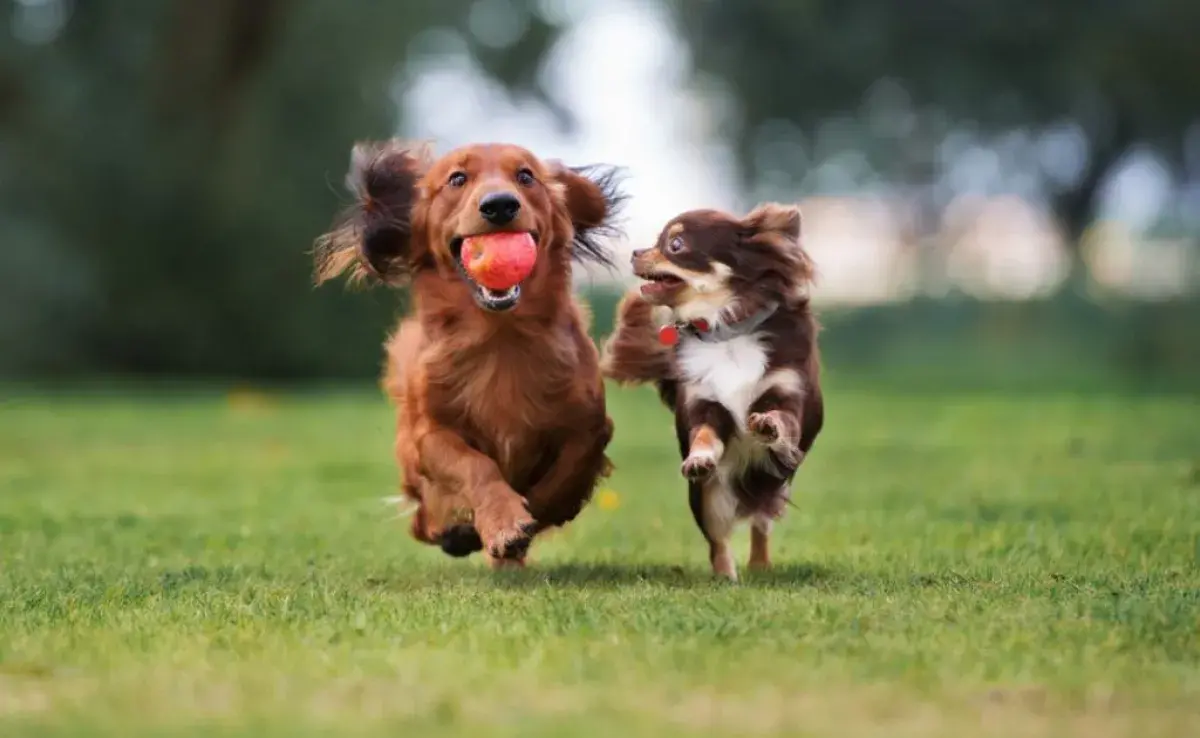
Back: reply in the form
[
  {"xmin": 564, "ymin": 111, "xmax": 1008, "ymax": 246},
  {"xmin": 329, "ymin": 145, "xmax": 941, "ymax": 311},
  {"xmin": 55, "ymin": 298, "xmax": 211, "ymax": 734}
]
[{"xmin": 1, "ymin": 380, "xmax": 1197, "ymax": 736}]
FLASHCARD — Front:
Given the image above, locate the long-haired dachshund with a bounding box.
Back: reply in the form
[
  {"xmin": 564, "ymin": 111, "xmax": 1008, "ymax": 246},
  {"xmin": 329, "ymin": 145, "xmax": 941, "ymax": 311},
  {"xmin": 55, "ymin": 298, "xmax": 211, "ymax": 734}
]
[
  {"xmin": 314, "ymin": 140, "xmax": 625, "ymax": 567},
  {"xmin": 601, "ymin": 204, "xmax": 824, "ymax": 581}
]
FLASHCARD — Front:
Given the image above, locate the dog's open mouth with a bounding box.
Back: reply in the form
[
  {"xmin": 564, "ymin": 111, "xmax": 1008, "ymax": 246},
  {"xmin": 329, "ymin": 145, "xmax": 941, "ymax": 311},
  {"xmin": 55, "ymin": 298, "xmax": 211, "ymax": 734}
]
[
  {"xmin": 638, "ymin": 271, "xmax": 686, "ymax": 300},
  {"xmin": 450, "ymin": 232, "xmax": 537, "ymax": 313},
  {"xmin": 474, "ymin": 282, "xmax": 522, "ymax": 312}
]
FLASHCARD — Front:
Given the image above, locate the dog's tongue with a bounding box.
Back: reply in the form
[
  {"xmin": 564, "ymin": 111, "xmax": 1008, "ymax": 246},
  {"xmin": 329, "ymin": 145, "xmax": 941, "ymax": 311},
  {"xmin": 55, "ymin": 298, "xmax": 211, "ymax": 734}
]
[{"xmin": 461, "ymin": 232, "xmax": 537, "ymax": 290}]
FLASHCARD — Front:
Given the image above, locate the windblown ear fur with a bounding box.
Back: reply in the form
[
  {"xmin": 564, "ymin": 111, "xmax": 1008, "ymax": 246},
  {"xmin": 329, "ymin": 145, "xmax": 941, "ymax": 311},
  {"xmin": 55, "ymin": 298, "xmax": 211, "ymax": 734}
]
[
  {"xmin": 743, "ymin": 202, "xmax": 801, "ymax": 240},
  {"xmin": 550, "ymin": 162, "xmax": 628, "ymax": 269},
  {"xmin": 740, "ymin": 202, "xmax": 816, "ymax": 287},
  {"xmin": 312, "ymin": 140, "xmax": 433, "ymax": 287}
]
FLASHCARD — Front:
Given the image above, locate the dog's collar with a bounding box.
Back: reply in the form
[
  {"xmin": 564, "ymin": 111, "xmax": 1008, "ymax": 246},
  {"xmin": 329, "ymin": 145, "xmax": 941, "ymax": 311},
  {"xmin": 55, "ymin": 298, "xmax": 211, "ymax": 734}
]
[{"xmin": 658, "ymin": 302, "xmax": 779, "ymax": 346}]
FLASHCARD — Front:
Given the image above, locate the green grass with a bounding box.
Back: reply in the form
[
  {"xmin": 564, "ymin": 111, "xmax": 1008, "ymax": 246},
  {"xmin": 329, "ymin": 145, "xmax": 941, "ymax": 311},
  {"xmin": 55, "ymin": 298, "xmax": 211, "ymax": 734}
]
[{"xmin": 1, "ymin": 379, "xmax": 1198, "ymax": 737}]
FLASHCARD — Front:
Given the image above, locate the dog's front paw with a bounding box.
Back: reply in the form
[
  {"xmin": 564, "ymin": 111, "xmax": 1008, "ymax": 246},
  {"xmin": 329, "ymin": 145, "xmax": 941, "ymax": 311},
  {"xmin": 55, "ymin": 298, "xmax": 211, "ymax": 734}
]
[
  {"xmin": 749, "ymin": 412, "xmax": 805, "ymax": 467},
  {"xmin": 439, "ymin": 524, "xmax": 483, "ymax": 557},
  {"xmin": 748, "ymin": 412, "xmax": 782, "ymax": 444},
  {"xmin": 486, "ymin": 519, "xmax": 538, "ymax": 561},
  {"xmin": 476, "ymin": 492, "xmax": 538, "ymax": 561},
  {"xmin": 681, "ymin": 452, "xmax": 717, "ymax": 482}
]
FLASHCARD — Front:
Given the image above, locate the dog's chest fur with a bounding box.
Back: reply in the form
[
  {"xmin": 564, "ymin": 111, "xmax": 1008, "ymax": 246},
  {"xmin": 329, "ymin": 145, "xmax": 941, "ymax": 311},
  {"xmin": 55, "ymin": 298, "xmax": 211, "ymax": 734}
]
[
  {"xmin": 677, "ymin": 332, "xmax": 769, "ymax": 430},
  {"xmin": 427, "ymin": 318, "xmax": 591, "ymax": 484}
]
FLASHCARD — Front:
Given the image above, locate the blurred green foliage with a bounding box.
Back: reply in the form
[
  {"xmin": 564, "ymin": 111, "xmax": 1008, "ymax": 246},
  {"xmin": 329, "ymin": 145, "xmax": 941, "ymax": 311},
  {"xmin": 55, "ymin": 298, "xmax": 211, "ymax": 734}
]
[
  {"xmin": 667, "ymin": 0, "xmax": 1200, "ymax": 249},
  {"xmin": 581, "ymin": 287, "xmax": 1200, "ymax": 392},
  {"xmin": 0, "ymin": 0, "xmax": 1196, "ymax": 384},
  {"xmin": 0, "ymin": 0, "xmax": 478, "ymax": 379}
]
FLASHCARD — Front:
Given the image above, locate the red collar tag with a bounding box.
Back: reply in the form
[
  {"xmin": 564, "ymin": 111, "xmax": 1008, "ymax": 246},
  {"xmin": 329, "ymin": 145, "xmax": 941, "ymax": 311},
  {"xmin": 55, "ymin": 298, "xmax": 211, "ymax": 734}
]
[{"xmin": 659, "ymin": 318, "xmax": 713, "ymax": 346}]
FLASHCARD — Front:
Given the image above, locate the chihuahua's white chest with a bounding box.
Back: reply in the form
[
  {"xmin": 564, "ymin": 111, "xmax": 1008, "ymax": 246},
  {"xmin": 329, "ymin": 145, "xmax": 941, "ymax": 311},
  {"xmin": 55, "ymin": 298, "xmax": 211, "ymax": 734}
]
[{"xmin": 677, "ymin": 333, "xmax": 769, "ymax": 430}]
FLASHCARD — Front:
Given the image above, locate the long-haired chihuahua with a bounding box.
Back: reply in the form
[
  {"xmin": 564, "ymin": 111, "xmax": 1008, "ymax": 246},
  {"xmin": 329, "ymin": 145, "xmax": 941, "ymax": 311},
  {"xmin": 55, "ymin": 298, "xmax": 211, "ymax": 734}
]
[{"xmin": 602, "ymin": 203, "xmax": 824, "ymax": 581}]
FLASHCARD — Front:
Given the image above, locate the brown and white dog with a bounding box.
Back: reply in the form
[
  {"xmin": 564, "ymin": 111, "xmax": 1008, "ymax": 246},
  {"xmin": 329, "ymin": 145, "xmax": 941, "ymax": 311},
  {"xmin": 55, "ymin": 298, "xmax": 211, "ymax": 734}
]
[
  {"xmin": 314, "ymin": 140, "xmax": 625, "ymax": 567},
  {"xmin": 602, "ymin": 204, "xmax": 824, "ymax": 580}
]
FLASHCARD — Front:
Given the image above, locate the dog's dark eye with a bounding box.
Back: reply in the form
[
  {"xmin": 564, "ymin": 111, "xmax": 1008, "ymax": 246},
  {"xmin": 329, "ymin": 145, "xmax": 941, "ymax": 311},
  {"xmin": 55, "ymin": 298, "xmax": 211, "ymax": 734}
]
[
  {"xmin": 515, "ymin": 168, "xmax": 535, "ymax": 187},
  {"xmin": 666, "ymin": 236, "xmax": 685, "ymax": 254},
  {"xmin": 447, "ymin": 172, "xmax": 467, "ymax": 188}
]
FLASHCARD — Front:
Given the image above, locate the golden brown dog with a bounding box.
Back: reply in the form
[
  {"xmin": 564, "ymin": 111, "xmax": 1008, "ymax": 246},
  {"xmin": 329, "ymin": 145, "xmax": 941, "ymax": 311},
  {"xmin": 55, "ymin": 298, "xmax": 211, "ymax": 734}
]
[{"xmin": 314, "ymin": 140, "xmax": 625, "ymax": 567}]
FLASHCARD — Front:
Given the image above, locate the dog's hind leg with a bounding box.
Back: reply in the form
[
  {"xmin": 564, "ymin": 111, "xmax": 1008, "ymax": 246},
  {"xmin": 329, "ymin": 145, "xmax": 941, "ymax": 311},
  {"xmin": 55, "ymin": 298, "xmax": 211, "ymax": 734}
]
[
  {"xmin": 749, "ymin": 515, "xmax": 772, "ymax": 571},
  {"xmin": 696, "ymin": 480, "xmax": 740, "ymax": 581}
]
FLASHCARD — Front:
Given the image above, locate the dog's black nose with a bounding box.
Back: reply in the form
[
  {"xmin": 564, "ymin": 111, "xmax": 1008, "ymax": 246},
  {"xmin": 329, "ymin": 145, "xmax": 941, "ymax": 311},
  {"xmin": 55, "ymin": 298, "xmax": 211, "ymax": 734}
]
[
  {"xmin": 630, "ymin": 248, "xmax": 648, "ymax": 262},
  {"xmin": 479, "ymin": 192, "xmax": 521, "ymax": 225}
]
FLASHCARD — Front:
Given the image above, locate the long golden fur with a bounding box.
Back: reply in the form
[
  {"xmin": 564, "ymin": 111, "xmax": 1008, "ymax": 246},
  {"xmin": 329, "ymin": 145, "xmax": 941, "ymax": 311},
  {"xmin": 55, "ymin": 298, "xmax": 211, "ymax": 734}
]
[{"xmin": 314, "ymin": 140, "xmax": 625, "ymax": 567}]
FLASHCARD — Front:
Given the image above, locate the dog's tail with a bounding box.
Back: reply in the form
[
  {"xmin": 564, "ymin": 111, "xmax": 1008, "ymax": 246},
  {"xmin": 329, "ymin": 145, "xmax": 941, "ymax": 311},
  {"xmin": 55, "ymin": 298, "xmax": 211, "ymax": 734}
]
[{"xmin": 600, "ymin": 291, "xmax": 677, "ymax": 406}]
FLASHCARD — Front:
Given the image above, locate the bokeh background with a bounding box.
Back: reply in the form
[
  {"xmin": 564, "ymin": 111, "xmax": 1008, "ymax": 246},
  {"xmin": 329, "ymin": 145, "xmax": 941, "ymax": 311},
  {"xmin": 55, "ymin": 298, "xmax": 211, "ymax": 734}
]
[{"xmin": 3, "ymin": 0, "xmax": 1197, "ymax": 389}]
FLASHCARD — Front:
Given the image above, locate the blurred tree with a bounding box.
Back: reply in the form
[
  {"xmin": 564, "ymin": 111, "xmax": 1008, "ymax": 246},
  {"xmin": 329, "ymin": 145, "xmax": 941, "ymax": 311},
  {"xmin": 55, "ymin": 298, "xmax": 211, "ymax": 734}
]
[
  {"xmin": 3, "ymin": 0, "xmax": 1195, "ymax": 380},
  {"xmin": 0, "ymin": 0, "xmax": 553, "ymax": 379},
  {"xmin": 661, "ymin": 0, "xmax": 1200, "ymax": 285}
]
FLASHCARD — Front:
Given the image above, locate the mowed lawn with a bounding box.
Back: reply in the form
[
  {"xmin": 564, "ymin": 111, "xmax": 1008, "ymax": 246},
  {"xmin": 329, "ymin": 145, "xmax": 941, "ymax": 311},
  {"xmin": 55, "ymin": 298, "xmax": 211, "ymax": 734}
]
[{"xmin": 1, "ymin": 380, "xmax": 1197, "ymax": 737}]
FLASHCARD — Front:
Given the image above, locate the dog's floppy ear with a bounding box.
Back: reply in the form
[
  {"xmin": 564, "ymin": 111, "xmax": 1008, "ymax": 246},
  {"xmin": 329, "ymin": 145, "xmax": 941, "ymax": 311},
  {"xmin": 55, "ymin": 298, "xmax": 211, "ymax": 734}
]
[
  {"xmin": 313, "ymin": 140, "xmax": 433, "ymax": 287},
  {"xmin": 740, "ymin": 202, "xmax": 815, "ymax": 285},
  {"xmin": 549, "ymin": 162, "xmax": 627, "ymax": 268}
]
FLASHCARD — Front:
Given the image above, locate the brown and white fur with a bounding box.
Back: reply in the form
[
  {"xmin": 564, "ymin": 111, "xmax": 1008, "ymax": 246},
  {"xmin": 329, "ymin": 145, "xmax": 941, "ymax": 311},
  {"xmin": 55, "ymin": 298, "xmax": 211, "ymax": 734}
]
[
  {"xmin": 314, "ymin": 140, "xmax": 625, "ymax": 568},
  {"xmin": 601, "ymin": 204, "xmax": 823, "ymax": 581}
]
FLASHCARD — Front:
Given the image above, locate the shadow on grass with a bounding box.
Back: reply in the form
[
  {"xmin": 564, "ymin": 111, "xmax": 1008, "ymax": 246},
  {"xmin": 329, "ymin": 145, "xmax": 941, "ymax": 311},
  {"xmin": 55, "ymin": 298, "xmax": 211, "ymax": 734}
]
[
  {"xmin": 486, "ymin": 561, "xmax": 840, "ymax": 590},
  {"xmin": 360, "ymin": 558, "xmax": 999, "ymax": 593}
]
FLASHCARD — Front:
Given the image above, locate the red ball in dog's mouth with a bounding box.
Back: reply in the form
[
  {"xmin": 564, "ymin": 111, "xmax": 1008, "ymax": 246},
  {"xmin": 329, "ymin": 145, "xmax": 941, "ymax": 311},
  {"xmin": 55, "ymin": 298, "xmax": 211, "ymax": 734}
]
[{"xmin": 460, "ymin": 232, "xmax": 537, "ymax": 291}]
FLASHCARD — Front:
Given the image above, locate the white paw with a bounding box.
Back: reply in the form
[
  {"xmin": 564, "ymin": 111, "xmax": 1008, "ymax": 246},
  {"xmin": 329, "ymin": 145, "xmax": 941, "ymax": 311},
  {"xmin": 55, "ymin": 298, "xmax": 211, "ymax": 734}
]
[{"xmin": 681, "ymin": 451, "xmax": 717, "ymax": 482}]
